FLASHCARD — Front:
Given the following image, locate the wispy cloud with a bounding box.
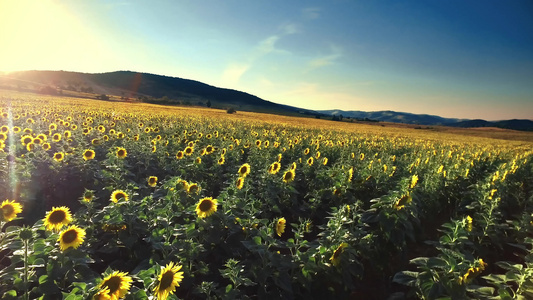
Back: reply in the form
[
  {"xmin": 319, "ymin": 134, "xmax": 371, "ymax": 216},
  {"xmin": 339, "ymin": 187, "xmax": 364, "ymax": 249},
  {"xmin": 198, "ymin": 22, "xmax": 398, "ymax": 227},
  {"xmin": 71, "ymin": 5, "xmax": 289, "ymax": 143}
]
[
  {"xmin": 222, "ymin": 63, "xmax": 250, "ymax": 84},
  {"xmin": 222, "ymin": 23, "xmax": 298, "ymax": 84},
  {"xmin": 306, "ymin": 44, "xmax": 343, "ymax": 72},
  {"xmin": 302, "ymin": 7, "xmax": 321, "ymax": 20},
  {"xmin": 280, "ymin": 22, "xmax": 300, "ymax": 35}
]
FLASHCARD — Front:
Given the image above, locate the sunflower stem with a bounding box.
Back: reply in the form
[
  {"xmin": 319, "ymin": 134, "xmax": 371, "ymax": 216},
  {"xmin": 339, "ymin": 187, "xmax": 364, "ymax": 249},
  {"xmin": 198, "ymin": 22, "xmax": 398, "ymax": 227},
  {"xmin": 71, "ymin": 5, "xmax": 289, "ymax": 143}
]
[{"xmin": 23, "ymin": 238, "xmax": 29, "ymax": 300}]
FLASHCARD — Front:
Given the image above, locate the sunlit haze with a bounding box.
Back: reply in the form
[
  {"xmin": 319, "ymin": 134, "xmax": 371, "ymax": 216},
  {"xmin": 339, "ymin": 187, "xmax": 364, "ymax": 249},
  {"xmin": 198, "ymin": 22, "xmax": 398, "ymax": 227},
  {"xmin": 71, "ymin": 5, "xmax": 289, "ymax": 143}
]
[{"xmin": 1, "ymin": 0, "xmax": 532, "ymax": 120}]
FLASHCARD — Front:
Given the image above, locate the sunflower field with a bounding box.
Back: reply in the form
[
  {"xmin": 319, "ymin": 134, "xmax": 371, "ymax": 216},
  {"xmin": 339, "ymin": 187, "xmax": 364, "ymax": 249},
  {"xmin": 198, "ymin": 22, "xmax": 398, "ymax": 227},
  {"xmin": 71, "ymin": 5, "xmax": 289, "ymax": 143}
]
[{"xmin": 1, "ymin": 92, "xmax": 533, "ymax": 299}]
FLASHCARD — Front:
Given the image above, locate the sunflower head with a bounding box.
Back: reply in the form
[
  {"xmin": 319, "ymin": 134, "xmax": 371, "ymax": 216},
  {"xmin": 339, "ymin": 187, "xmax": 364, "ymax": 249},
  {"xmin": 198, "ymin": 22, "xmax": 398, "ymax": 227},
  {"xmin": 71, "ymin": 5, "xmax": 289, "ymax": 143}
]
[
  {"xmin": 44, "ymin": 206, "xmax": 72, "ymax": 231},
  {"xmin": 99, "ymin": 271, "xmax": 133, "ymax": 300},
  {"xmin": 330, "ymin": 243, "xmax": 348, "ymax": 267},
  {"xmin": 58, "ymin": 225, "xmax": 86, "ymax": 251},
  {"xmin": 176, "ymin": 179, "xmax": 189, "ymax": 191},
  {"xmin": 187, "ymin": 183, "xmax": 200, "ymax": 194},
  {"xmin": 195, "ymin": 157, "xmax": 202, "ymax": 164},
  {"xmin": 116, "ymin": 147, "xmax": 127, "ymax": 159},
  {"xmin": 1, "ymin": 200, "xmax": 23, "ymax": 222},
  {"xmin": 83, "ymin": 149, "xmax": 95, "ymax": 161},
  {"xmin": 53, "ymin": 152, "xmax": 65, "ymax": 162},
  {"xmin": 83, "ymin": 190, "xmax": 94, "ymax": 202},
  {"xmin": 195, "ymin": 197, "xmax": 217, "ymax": 218},
  {"xmin": 282, "ymin": 170, "xmax": 295, "ymax": 183},
  {"xmin": 217, "ymin": 156, "xmax": 225, "ymax": 165},
  {"xmin": 238, "ymin": 163, "xmax": 251, "ymax": 178},
  {"xmin": 269, "ymin": 162, "xmax": 281, "ymax": 175},
  {"xmin": 409, "ymin": 174, "xmax": 419, "ymax": 189},
  {"xmin": 236, "ymin": 177, "xmax": 244, "ymax": 190},
  {"xmin": 153, "ymin": 262, "xmax": 184, "ymax": 300},
  {"xmin": 276, "ymin": 217, "xmax": 286, "ymax": 237},
  {"xmin": 148, "ymin": 176, "xmax": 158, "ymax": 187},
  {"xmin": 110, "ymin": 190, "xmax": 129, "ymax": 203},
  {"xmin": 307, "ymin": 157, "xmax": 314, "ymax": 166},
  {"xmin": 395, "ymin": 194, "xmax": 412, "ymax": 210},
  {"xmin": 176, "ymin": 151, "xmax": 184, "ymax": 159},
  {"xmin": 184, "ymin": 146, "xmax": 194, "ymax": 155}
]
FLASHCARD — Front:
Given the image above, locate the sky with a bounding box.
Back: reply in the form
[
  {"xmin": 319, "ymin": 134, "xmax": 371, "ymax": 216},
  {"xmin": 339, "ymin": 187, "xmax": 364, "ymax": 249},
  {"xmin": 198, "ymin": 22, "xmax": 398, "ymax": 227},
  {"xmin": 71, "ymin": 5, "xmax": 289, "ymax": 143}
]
[{"xmin": 1, "ymin": 0, "xmax": 532, "ymax": 120}]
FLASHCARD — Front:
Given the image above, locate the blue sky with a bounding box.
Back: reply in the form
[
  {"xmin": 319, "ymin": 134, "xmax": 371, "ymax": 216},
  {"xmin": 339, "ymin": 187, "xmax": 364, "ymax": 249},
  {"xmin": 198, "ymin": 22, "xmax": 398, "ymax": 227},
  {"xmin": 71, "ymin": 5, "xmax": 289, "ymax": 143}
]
[{"xmin": 1, "ymin": 0, "xmax": 532, "ymax": 120}]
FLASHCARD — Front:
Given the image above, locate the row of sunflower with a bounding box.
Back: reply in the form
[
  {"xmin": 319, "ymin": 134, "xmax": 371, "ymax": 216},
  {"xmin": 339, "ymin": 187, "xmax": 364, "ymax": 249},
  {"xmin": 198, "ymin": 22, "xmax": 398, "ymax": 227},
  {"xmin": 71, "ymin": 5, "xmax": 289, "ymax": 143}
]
[{"xmin": 0, "ymin": 94, "xmax": 532, "ymax": 299}]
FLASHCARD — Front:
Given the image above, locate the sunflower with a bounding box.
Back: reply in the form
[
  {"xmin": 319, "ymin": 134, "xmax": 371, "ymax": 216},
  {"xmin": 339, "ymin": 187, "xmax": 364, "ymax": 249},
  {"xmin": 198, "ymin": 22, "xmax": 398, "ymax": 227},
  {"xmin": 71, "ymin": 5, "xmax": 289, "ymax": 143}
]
[
  {"xmin": 116, "ymin": 147, "xmax": 127, "ymax": 159},
  {"xmin": 52, "ymin": 133, "xmax": 62, "ymax": 142},
  {"xmin": 98, "ymin": 271, "xmax": 133, "ymax": 300},
  {"xmin": 303, "ymin": 148, "xmax": 310, "ymax": 155},
  {"xmin": 348, "ymin": 167, "xmax": 354, "ymax": 182},
  {"xmin": 395, "ymin": 194, "xmax": 412, "ymax": 210},
  {"xmin": 360, "ymin": 153, "xmax": 365, "ymax": 160},
  {"xmin": 20, "ymin": 135, "xmax": 33, "ymax": 146},
  {"xmin": 83, "ymin": 190, "xmax": 94, "ymax": 202},
  {"xmin": 195, "ymin": 157, "xmax": 201, "ymax": 164},
  {"xmin": 43, "ymin": 206, "xmax": 72, "ymax": 231},
  {"xmin": 83, "ymin": 149, "xmax": 96, "ymax": 161},
  {"xmin": 282, "ymin": 170, "xmax": 295, "ymax": 183},
  {"xmin": 42, "ymin": 143, "xmax": 51, "ymax": 151},
  {"xmin": 53, "ymin": 152, "xmax": 65, "ymax": 162},
  {"xmin": 322, "ymin": 157, "xmax": 328, "ymax": 165},
  {"xmin": 184, "ymin": 146, "xmax": 194, "ymax": 156},
  {"xmin": 195, "ymin": 197, "xmax": 217, "ymax": 218},
  {"xmin": 58, "ymin": 225, "xmax": 86, "ymax": 251},
  {"xmin": 330, "ymin": 243, "xmax": 348, "ymax": 266},
  {"xmin": 236, "ymin": 177, "xmax": 244, "ymax": 190},
  {"xmin": 1, "ymin": 200, "xmax": 23, "ymax": 222},
  {"xmin": 187, "ymin": 183, "xmax": 200, "ymax": 194},
  {"xmin": 205, "ymin": 145, "xmax": 214, "ymax": 154},
  {"xmin": 238, "ymin": 163, "xmax": 251, "ymax": 178},
  {"xmin": 93, "ymin": 287, "xmax": 112, "ymax": 300},
  {"xmin": 153, "ymin": 262, "xmax": 184, "ymax": 300},
  {"xmin": 409, "ymin": 174, "xmax": 419, "ymax": 189},
  {"xmin": 307, "ymin": 157, "xmax": 314, "ymax": 166},
  {"xmin": 147, "ymin": 176, "xmax": 158, "ymax": 187},
  {"xmin": 268, "ymin": 162, "xmax": 281, "ymax": 175},
  {"xmin": 217, "ymin": 156, "xmax": 225, "ymax": 165},
  {"xmin": 110, "ymin": 190, "xmax": 129, "ymax": 203},
  {"xmin": 276, "ymin": 217, "xmax": 286, "ymax": 237},
  {"xmin": 466, "ymin": 215, "xmax": 473, "ymax": 232},
  {"xmin": 176, "ymin": 179, "xmax": 189, "ymax": 191},
  {"xmin": 176, "ymin": 151, "xmax": 184, "ymax": 160}
]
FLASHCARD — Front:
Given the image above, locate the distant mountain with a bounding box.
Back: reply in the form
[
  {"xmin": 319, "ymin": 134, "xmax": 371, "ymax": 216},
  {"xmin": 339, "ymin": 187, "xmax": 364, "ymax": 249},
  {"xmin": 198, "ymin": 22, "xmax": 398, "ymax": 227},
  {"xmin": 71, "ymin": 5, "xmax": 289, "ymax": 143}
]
[
  {"xmin": 319, "ymin": 109, "xmax": 533, "ymax": 131},
  {"xmin": 449, "ymin": 119, "xmax": 533, "ymax": 131},
  {"xmin": 319, "ymin": 109, "xmax": 465, "ymax": 125},
  {"xmin": 0, "ymin": 70, "xmax": 318, "ymax": 116}
]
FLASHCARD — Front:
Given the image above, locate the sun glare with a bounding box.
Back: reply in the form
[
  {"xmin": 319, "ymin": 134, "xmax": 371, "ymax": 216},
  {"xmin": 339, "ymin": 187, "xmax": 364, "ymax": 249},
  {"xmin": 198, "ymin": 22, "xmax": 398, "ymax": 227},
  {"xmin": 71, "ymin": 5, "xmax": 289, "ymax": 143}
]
[{"xmin": 0, "ymin": 1, "xmax": 103, "ymax": 73}]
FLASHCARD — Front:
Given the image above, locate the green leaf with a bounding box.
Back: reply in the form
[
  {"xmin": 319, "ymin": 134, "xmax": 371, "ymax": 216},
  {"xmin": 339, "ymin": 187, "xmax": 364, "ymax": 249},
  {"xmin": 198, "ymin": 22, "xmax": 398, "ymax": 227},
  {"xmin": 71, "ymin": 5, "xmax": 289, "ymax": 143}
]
[
  {"xmin": 39, "ymin": 275, "xmax": 48, "ymax": 284},
  {"xmin": 392, "ymin": 271, "xmax": 419, "ymax": 286}
]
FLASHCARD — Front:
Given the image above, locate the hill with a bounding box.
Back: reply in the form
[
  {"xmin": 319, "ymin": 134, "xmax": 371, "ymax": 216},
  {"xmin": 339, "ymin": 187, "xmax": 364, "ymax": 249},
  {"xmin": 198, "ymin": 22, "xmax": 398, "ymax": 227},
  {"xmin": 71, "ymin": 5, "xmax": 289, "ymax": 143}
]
[
  {"xmin": 319, "ymin": 109, "xmax": 533, "ymax": 131},
  {"xmin": 319, "ymin": 109, "xmax": 465, "ymax": 125},
  {"xmin": 0, "ymin": 70, "xmax": 317, "ymax": 116}
]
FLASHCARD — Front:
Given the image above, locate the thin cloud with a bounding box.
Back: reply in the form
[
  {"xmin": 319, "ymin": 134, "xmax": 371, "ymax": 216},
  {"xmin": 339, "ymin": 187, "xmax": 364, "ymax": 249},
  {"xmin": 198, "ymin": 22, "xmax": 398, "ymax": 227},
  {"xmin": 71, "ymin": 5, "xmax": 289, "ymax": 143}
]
[
  {"xmin": 306, "ymin": 45, "xmax": 343, "ymax": 71},
  {"xmin": 280, "ymin": 22, "xmax": 300, "ymax": 35},
  {"xmin": 222, "ymin": 23, "xmax": 297, "ymax": 84},
  {"xmin": 222, "ymin": 63, "xmax": 250, "ymax": 84},
  {"xmin": 302, "ymin": 7, "xmax": 321, "ymax": 20}
]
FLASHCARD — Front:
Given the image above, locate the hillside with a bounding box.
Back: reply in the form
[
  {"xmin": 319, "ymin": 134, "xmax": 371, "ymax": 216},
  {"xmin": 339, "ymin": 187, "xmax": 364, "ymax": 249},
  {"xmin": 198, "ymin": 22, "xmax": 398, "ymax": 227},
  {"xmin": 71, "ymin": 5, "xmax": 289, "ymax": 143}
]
[
  {"xmin": 319, "ymin": 109, "xmax": 533, "ymax": 131},
  {"xmin": 0, "ymin": 70, "xmax": 317, "ymax": 116},
  {"xmin": 319, "ymin": 109, "xmax": 465, "ymax": 125}
]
